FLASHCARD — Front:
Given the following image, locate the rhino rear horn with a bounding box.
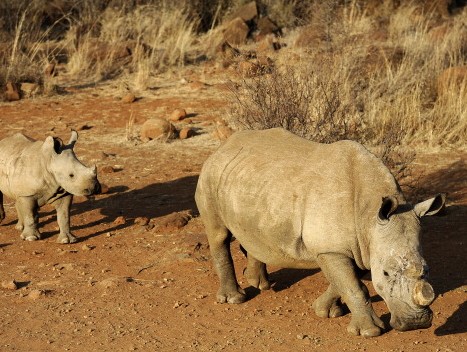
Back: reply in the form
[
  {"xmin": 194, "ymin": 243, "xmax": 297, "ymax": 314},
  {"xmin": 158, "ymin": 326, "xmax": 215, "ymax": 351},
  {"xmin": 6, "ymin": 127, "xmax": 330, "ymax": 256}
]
[
  {"xmin": 413, "ymin": 280, "xmax": 435, "ymax": 307},
  {"xmin": 68, "ymin": 130, "xmax": 78, "ymax": 148},
  {"xmin": 378, "ymin": 196, "xmax": 398, "ymax": 221}
]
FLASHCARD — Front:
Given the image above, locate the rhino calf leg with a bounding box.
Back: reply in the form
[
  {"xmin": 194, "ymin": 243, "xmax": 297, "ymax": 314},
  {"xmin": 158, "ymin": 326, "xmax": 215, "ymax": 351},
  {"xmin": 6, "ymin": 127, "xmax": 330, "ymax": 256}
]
[
  {"xmin": 16, "ymin": 197, "xmax": 41, "ymax": 241},
  {"xmin": 316, "ymin": 253, "xmax": 384, "ymax": 337},
  {"xmin": 54, "ymin": 195, "xmax": 77, "ymax": 244},
  {"xmin": 313, "ymin": 284, "xmax": 344, "ymax": 318},
  {"xmin": 206, "ymin": 224, "xmax": 246, "ymax": 304},
  {"xmin": 244, "ymin": 255, "xmax": 271, "ymax": 290}
]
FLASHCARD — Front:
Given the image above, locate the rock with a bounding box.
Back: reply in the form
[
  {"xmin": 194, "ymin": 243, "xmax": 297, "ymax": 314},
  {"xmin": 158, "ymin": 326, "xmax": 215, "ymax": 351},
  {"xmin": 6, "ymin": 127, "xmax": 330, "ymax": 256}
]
[
  {"xmin": 140, "ymin": 118, "xmax": 176, "ymax": 141},
  {"xmin": 1, "ymin": 280, "xmax": 18, "ymax": 290},
  {"xmin": 168, "ymin": 108, "xmax": 187, "ymax": 122},
  {"xmin": 134, "ymin": 217, "xmax": 149, "ymax": 226},
  {"xmin": 437, "ymin": 66, "xmax": 467, "ymax": 99},
  {"xmin": 213, "ymin": 122, "xmax": 234, "ymax": 141},
  {"xmin": 5, "ymin": 81, "xmax": 20, "ymax": 101},
  {"xmin": 158, "ymin": 211, "xmax": 192, "ymax": 230},
  {"xmin": 20, "ymin": 82, "xmax": 41, "ymax": 98},
  {"xmin": 28, "ymin": 289, "xmax": 50, "ymax": 300},
  {"xmin": 114, "ymin": 216, "xmax": 126, "ymax": 225},
  {"xmin": 223, "ymin": 17, "xmax": 250, "ymax": 45},
  {"xmin": 256, "ymin": 16, "xmax": 279, "ymax": 36},
  {"xmin": 81, "ymin": 244, "xmax": 95, "ymax": 251},
  {"xmin": 100, "ymin": 183, "xmax": 110, "ymax": 194},
  {"xmin": 229, "ymin": 1, "xmax": 258, "ymax": 22},
  {"xmin": 122, "ymin": 93, "xmax": 136, "ymax": 103},
  {"xmin": 179, "ymin": 127, "xmax": 195, "ymax": 140},
  {"xmin": 101, "ymin": 165, "xmax": 115, "ymax": 174}
]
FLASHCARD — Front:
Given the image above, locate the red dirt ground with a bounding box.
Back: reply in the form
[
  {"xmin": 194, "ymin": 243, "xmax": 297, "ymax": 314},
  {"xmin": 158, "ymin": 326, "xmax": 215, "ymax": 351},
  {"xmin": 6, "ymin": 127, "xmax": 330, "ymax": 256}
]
[{"xmin": 0, "ymin": 70, "xmax": 465, "ymax": 351}]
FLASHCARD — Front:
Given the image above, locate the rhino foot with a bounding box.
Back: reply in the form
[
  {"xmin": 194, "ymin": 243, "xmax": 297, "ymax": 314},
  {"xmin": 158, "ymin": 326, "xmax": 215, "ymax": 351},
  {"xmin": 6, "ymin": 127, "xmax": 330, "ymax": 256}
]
[
  {"xmin": 244, "ymin": 267, "xmax": 271, "ymax": 291},
  {"xmin": 20, "ymin": 230, "xmax": 41, "ymax": 241},
  {"xmin": 57, "ymin": 233, "xmax": 78, "ymax": 244},
  {"xmin": 313, "ymin": 284, "xmax": 345, "ymax": 318},
  {"xmin": 347, "ymin": 312, "xmax": 385, "ymax": 337},
  {"xmin": 216, "ymin": 287, "xmax": 246, "ymax": 304},
  {"xmin": 15, "ymin": 222, "xmax": 24, "ymax": 231}
]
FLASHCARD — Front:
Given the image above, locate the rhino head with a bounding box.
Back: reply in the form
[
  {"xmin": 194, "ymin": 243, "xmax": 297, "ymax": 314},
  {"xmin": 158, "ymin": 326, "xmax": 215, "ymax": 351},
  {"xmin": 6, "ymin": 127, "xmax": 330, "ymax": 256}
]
[
  {"xmin": 370, "ymin": 194, "xmax": 445, "ymax": 331},
  {"xmin": 43, "ymin": 130, "xmax": 101, "ymax": 196}
]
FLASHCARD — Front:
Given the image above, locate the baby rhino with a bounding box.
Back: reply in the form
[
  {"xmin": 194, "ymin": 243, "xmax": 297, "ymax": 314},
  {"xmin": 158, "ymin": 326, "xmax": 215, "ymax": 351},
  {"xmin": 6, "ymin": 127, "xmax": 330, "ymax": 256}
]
[{"xmin": 0, "ymin": 130, "xmax": 101, "ymax": 243}]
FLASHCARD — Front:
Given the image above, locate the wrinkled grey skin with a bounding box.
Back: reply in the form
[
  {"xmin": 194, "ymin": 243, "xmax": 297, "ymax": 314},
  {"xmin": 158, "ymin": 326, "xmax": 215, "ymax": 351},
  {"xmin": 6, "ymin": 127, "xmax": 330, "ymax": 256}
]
[
  {"xmin": 0, "ymin": 131, "xmax": 101, "ymax": 243},
  {"xmin": 195, "ymin": 128, "xmax": 445, "ymax": 337}
]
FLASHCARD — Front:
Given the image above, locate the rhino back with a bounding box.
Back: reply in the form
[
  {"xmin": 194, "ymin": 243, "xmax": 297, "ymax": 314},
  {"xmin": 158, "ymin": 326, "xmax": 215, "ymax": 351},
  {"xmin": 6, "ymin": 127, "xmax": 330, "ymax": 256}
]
[
  {"xmin": 0, "ymin": 133, "xmax": 51, "ymax": 198},
  {"xmin": 197, "ymin": 128, "xmax": 401, "ymax": 266}
]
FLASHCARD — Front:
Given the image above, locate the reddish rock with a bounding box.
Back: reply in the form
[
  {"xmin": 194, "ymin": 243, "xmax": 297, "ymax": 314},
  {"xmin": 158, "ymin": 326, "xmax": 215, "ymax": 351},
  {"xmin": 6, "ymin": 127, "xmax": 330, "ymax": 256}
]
[
  {"xmin": 5, "ymin": 82, "xmax": 20, "ymax": 101},
  {"xmin": 179, "ymin": 127, "xmax": 195, "ymax": 140},
  {"xmin": 100, "ymin": 183, "xmax": 110, "ymax": 194},
  {"xmin": 229, "ymin": 1, "xmax": 258, "ymax": 22},
  {"xmin": 223, "ymin": 17, "xmax": 250, "ymax": 45},
  {"xmin": 134, "ymin": 217, "xmax": 149, "ymax": 226},
  {"xmin": 1, "ymin": 280, "xmax": 18, "ymax": 290},
  {"xmin": 140, "ymin": 118, "xmax": 176, "ymax": 141},
  {"xmin": 20, "ymin": 82, "xmax": 40, "ymax": 98},
  {"xmin": 168, "ymin": 108, "xmax": 187, "ymax": 122},
  {"xmin": 213, "ymin": 122, "xmax": 234, "ymax": 141},
  {"xmin": 114, "ymin": 216, "xmax": 126, "ymax": 225},
  {"xmin": 122, "ymin": 93, "xmax": 136, "ymax": 103},
  {"xmin": 158, "ymin": 211, "xmax": 192, "ymax": 230},
  {"xmin": 256, "ymin": 16, "xmax": 279, "ymax": 36},
  {"xmin": 101, "ymin": 165, "xmax": 115, "ymax": 174}
]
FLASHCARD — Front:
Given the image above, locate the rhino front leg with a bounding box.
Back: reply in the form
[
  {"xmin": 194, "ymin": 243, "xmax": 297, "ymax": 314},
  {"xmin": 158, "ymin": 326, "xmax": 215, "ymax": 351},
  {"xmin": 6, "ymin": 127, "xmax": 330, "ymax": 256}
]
[
  {"xmin": 244, "ymin": 255, "xmax": 271, "ymax": 290},
  {"xmin": 54, "ymin": 195, "xmax": 77, "ymax": 244},
  {"xmin": 206, "ymin": 224, "xmax": 246, "ymax": 304},
  {"xmin": 316, "ymin": 253, "xmax": 384, "ymax": 337},
  {"xmin": 16, "ymin": 197, "xmax": 41, "ymax": 241}
]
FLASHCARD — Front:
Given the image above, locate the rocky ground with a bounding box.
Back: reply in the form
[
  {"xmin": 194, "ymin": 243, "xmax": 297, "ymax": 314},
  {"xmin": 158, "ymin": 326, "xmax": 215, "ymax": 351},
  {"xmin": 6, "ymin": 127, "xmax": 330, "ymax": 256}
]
[{"xmin": 0, "ymin": 63, "xmax": 465, "ymax": 352}]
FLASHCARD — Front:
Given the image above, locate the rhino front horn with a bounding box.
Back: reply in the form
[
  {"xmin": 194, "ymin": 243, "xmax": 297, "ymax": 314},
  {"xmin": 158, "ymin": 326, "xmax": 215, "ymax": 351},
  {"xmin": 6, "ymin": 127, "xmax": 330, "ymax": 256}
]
[
  {"xmin": 68, "ymin": 130, "xmax": 78, "ymax": 146},
  {"xmin": 413, "ymin": 280, "xmax": 435, "ymax": 307}
]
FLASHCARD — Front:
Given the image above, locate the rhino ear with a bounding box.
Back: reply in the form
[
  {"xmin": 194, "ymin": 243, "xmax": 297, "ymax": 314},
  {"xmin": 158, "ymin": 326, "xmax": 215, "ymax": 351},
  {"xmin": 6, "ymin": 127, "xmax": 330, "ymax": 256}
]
[
  {"xmin": 68, "ymin": 130, "xmax": 78, "ymax": 148},
  {"xmin": 378, "ymin": 196, "xmax": 398, "ymax": 221},
  {"xmin": 414, "ymin": 194, "xmax": 446, "ymax": 218},
  {"xmin": 43, "ymin": 136, "xmax": 63, "ymax": 155}
]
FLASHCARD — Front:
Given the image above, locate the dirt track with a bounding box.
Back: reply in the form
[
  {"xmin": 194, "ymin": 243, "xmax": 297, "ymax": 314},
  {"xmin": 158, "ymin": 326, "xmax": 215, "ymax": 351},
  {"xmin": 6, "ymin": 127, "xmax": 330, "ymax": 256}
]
[{"xmin": 0, "ymin": 73, "xmax": 465, "ymax": 351}]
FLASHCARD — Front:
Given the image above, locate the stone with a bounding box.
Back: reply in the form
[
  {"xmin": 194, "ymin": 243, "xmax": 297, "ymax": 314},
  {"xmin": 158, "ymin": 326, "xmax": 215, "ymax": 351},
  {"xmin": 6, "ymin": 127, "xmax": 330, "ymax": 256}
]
[
  {"xmin": 140, "ymin": 118, "xmax": 176, "ymax": 141},
  {"xmin": 122, "ymin": 93, "xmax": 136, "ymax": 103},
  {"xmin": 5, "ymin": 81, "xmax": 20, "ymax": 101},
  {"xmin": 229, "ymin": 1, "xmax": 258, "ymax": 22},
  {"xmin": 28, "ymin": 289, "xmax": 49, "ymax": 300},
  {"xmin": 168, "ymin": 108, "xmax": 187, "ymax": 122},
  {"xmin": 134, "ymin": 217, "xmax": 149, "ymax": 226},
  {"xmin": 114, "ymin": 216, "xmax": 126, "ymax": 225},
  {"xmin": 20, "ymin": 82, "xmax": 40, "ymax": 98},
  {"xmin": 101, "ymin": 165, "xmax": 115, "ymax": 174},
  {"xmin": 179, "ymin": 127, "xmax": 195, "ymax": 140},
  {"xmin": 256, "ymin": 16, "xmax": 279, "ymax": 36},
  {"xmin": 213, "ymin": 122, "xmax": 234, "ymax": 141},
  {"xmin": 1, "ymin": 280, "xmax": 18, "ymax": 290},
  {"xmin": 158, "ymin": 211, "xmax": 192, "ymax": 230},
  {"xmin": 223, "ymin": 17, "xmax": 250, "ymax": 45},
  {"xmin": 100, "ymin": 183, "xmax": 110, "ymax": 194}
]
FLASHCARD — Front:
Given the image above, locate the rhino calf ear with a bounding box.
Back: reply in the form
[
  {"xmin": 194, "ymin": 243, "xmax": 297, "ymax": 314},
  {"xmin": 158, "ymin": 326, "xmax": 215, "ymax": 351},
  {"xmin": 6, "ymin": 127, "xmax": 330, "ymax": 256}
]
[
  {"xmin": 378, "ymin": 196, "xmax": 399, "ymax": 221},
  {"xmin": 414, "ymin": 193, "xmax": 446, "ymax": 217}
]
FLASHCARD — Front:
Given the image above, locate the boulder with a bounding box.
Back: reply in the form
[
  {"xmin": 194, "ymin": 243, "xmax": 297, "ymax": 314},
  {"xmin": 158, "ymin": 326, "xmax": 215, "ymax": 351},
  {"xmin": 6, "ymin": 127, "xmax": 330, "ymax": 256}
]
[
  {"xmin": 5, "ymin": 82, "xmax": 20, "ymax": 101},
  {"xmin": 179, "ymin": 127, "xmax": 195, "ymax": 140},
  {"xmin": 223, "ymin": 17, "xmax": 250, "ymax": 45},
  {"xmin": 229, "ymin": 1, "xmax": 258, "ymax": 22},
  {"xmin": 140, "ymin": 118, "xmax": 176, "ymax": 141},
  {"xmin": 168, "ymin": 108, "xmax": 187, "ymax": 122},
  {"xmin": 256, "ymin": 16, "xmax": 280, "ymax": 36}
]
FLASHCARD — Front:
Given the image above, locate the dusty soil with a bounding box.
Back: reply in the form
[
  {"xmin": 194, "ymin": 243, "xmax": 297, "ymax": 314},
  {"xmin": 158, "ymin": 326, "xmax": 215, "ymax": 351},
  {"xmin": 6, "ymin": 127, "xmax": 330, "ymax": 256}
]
[{"xmin": 0, "ymin": 67, "xmax": 465, "ymax": 352}]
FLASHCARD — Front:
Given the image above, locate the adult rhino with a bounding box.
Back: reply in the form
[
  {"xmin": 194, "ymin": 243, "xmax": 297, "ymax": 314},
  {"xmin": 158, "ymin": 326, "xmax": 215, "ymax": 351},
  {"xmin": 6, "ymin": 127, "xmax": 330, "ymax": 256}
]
[{"xmin": 195, "ymin": 128, "xmax": 445, "ymax": 337}]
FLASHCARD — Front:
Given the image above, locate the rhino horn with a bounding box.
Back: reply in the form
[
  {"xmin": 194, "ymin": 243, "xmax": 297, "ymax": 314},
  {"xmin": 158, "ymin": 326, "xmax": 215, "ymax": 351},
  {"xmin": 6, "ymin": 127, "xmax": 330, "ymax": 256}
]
[
  {"xmin": 68, "ymin": 130, "xmax": 78, "ymax": 147},
  {"xmin": 413, "ymin": 280, "xmax": 435, "ymax": 307}
]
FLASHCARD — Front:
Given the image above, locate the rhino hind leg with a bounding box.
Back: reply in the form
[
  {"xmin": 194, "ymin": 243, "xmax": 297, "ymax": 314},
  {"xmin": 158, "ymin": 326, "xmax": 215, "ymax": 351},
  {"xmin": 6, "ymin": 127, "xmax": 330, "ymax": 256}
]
[
  {"xmin": 205, "ymin": 222, "xmax": 246, "ymax": 304},
  {"xmin": 16, "ymin": 197, "xmax": 41, "ymax": 241},
  {"xmin": 313, "ymin": 284, "xmax": 345, "ymax": 318},
  {"xmin": 243, "ymin": 254, "xmax": 271, "ymax": 290}
]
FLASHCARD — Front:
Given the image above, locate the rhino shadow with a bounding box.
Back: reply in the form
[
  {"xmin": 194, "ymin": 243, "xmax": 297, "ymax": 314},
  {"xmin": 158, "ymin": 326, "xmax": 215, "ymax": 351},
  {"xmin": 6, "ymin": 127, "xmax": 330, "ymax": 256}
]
[
  {"xmin": 269, "ymin": 268, "xmax": 320, "ymax": 292},
  {"xmin": 36, "ymin": 175, "xmax": 199, "ymax": 241},
  {"xmin": 435, "ymin": 301, "xmax": 467, "ymax": 336}
]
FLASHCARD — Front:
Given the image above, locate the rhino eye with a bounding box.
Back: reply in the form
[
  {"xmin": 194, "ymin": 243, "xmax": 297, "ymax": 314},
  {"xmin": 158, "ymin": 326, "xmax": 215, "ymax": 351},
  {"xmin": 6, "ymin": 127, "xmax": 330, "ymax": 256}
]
[
  {"xmin": 69, "ymin": 173, "xmax": 75, "ymax": 178},
  {"xmin": 383, "ymin": 271, "xmax": 390, "ymax": 277}
]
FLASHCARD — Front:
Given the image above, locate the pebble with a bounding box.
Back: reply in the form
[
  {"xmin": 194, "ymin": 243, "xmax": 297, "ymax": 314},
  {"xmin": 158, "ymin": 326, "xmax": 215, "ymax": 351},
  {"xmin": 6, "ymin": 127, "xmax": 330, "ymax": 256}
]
[{"xmin": 1, "ymin": 280, "xmax": 18, "ymax": 290}]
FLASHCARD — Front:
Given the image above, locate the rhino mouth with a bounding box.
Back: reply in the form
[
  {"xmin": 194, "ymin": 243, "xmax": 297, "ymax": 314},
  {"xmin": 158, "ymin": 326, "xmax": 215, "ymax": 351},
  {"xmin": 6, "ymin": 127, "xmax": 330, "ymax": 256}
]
[{"xmin": 390, "ymin": 307, "xmax": 433, "ymax": 331}]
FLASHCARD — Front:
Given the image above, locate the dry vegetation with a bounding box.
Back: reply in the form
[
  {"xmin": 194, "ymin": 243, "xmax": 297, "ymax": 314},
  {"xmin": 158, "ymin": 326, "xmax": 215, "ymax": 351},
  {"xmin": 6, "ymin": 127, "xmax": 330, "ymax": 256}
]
[{"xmin": 1, "ymin": 0, "xmax": 466, "ymax": 154}]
